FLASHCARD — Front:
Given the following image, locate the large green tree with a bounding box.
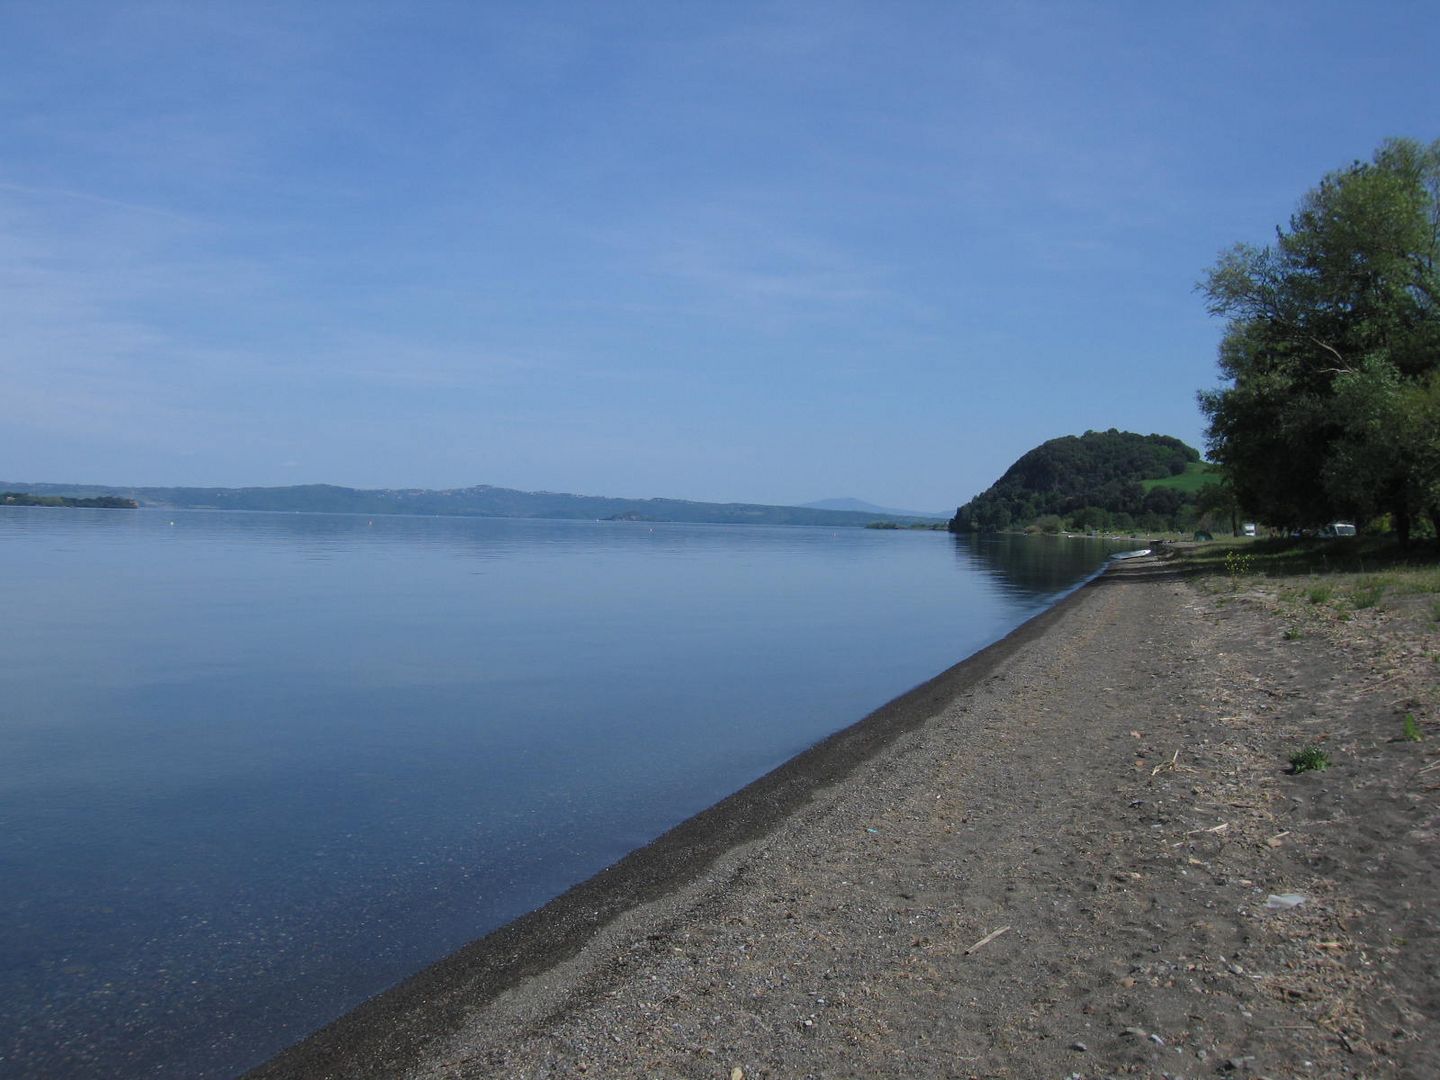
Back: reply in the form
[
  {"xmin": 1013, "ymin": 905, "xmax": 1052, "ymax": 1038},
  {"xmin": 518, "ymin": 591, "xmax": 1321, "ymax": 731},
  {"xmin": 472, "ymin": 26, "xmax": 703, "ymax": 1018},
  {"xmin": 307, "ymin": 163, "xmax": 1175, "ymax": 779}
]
[{"xmin": 1199, "ymin": 137, "xmax": 1440, "ymax": 542}]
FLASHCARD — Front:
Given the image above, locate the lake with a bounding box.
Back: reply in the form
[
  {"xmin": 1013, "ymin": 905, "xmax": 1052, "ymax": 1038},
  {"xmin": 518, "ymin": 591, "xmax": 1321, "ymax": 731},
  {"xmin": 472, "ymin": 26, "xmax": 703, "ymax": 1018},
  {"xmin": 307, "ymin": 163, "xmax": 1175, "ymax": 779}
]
[{"xmin": 0, "ymin": 508, "xmax": 1130, "ymax": 1078}]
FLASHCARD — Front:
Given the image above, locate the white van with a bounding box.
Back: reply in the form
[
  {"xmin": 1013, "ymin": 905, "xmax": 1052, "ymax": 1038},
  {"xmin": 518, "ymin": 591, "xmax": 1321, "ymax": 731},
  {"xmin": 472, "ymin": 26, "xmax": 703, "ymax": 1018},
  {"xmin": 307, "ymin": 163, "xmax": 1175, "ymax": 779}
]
[{"xmin": 1241, "ymin": 523, "xmax": 1257, "ymax": 537}]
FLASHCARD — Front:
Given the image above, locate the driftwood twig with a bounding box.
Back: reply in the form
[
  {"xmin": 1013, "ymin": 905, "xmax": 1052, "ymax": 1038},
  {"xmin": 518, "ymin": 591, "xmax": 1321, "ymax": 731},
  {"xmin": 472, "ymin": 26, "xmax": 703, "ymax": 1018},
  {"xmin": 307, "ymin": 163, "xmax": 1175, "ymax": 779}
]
[
  {"xmin": 1188, "ymin": 822, "xmax": 1229, "ymax": 836},
  {"xmin": 965, "ymin": 926, "xmax": 1011, "ymax": 955}
]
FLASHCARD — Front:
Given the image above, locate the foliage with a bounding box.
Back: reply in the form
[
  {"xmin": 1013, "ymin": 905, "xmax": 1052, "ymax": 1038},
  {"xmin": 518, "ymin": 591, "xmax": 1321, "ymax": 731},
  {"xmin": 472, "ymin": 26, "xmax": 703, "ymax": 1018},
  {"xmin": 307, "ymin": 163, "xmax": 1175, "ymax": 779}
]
[
  {"xmin": 1289, "ymin": 746, "xmax": 1331, "ymax": 773},
  {"xmin": 1198, "ymin": 137, "xmax": 1440, "ymax": 543},
  {"xmin": 1403, "ymin": 713, "xmax": 1423, "ymax": 742},
  {"xmin": 949, "ymin": 429, "xmax": 1203, "ymax": 534}
]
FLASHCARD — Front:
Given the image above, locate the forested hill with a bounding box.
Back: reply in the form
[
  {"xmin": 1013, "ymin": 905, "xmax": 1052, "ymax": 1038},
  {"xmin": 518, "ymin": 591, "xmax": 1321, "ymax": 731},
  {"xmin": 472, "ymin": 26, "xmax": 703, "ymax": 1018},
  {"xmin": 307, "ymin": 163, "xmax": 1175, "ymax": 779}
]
[
  {"xmin": 949, "ymin": 430, "xmax": 1213, "ymax": 534},
  {"xmin": 0, "ymin": 481, "xmax": 927, "ymax": 528}
]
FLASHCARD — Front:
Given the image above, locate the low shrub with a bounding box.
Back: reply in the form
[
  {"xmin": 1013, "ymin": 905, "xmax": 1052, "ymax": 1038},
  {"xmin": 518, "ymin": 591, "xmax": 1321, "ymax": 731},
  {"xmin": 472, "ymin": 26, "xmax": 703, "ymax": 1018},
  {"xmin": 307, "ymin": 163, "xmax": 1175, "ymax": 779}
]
[{"xmin": 1289, "ymin": 746, "xmax": 1331, "ymax": 773}]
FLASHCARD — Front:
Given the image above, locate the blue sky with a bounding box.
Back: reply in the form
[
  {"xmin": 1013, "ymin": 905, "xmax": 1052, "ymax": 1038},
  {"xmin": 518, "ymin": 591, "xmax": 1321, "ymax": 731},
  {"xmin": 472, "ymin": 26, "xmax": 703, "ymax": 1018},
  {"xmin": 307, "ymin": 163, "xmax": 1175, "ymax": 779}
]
[{"xmin": 2, "ymin": 1, "xmax": 1435, "ymax": 512}]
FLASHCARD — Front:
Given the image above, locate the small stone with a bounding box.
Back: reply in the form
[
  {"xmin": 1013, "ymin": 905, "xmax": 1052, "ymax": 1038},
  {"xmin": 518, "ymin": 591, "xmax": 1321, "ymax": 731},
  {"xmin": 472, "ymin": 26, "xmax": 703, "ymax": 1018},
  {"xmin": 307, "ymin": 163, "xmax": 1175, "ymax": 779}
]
[
  {"xmin": 731, "ymin": 1069, "xmax": 744, "ymax": 1080},
  {"xmin": 1265, "ymin": 893, "xmax": 1306, "ymax": 910},
  {"xmin": 1070, "ymin": 1041, "xmax": 1089, "ymax": 1052},
  {"xmin": 1149, "ymin": 1033, "xmax": 1166, "ymax": 1046}
]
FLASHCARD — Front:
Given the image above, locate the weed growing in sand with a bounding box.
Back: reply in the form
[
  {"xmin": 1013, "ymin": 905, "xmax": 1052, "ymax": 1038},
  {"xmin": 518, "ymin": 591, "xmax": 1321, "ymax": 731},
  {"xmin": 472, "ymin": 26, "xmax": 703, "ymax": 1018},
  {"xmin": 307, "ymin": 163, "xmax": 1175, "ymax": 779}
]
[
  {"xmin": 1283, "ymin": 626, "xmax": 1304, "ymax": 640},
  {"xmin": 1349, "ymin": 582, "xmax": 1387, "ymax": 610},
  {"xmin": 1403, "ymin": 714, "xmax": 1424, "ymax": 742},
  {"xmin": 1308, "ymin": 584, "xmax": 1334, "ymax": 605},
  {"xmin": 1225, "ymin": 550, "xmax": 1254, "ymax": 587},
  {"xmin": 1289, "ymin": 746, "xmax": 1331, "ymax": 773}
]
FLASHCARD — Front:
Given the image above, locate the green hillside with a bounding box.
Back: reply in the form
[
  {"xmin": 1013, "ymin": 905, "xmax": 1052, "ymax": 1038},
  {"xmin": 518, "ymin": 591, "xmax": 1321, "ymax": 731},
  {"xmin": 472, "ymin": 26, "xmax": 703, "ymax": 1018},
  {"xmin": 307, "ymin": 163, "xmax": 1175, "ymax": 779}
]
[{"xmin": 949, "ymin": 429, "xmax": 1208, "ymax": 534}]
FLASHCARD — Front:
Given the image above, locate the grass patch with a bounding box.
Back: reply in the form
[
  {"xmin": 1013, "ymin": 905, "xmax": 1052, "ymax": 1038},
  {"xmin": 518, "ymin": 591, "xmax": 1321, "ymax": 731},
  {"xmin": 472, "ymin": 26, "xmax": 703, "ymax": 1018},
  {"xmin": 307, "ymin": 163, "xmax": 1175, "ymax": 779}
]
[
  {"xmin": 1161, "ymin": 539, "xmax": 1438, "ymax": 620},
  {"xmin": 1389, "ymin": 567, "xmax": 1440, "ymax": 595},
  {"xmin": 1164, "ymin": 536, "xmax": 1436, "ymax": 579},
  {"xmin": 1141, "ymin": 461, "xmax": 1223, "ymax": 494},
  {"xmin": 1289, "ymin": 746, "xmax": 1332, "ymax": 773},
  {"xmin": 1283, "ymin": 626, "xmax": 1304, "ymax": 640},
  {"xmin": 1349, "ymin": 582, "xmax": 1387, "ymax": 609},
  {"xmin": 1403, "ymin": 714, "xmax": 1424, "ymax": 742}
]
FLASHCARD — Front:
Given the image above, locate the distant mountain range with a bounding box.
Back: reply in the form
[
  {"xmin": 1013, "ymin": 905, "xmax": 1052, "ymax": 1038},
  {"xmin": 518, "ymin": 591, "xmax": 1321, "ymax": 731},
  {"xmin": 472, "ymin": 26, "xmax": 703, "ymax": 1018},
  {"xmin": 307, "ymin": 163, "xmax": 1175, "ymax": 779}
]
[
  {"xmin": 0, "ymin": 480, "xmax": 942, "ymax": 528},
  {"xmin": 801, "ymin": 498, "xmax": 949, "ymax": 520}
]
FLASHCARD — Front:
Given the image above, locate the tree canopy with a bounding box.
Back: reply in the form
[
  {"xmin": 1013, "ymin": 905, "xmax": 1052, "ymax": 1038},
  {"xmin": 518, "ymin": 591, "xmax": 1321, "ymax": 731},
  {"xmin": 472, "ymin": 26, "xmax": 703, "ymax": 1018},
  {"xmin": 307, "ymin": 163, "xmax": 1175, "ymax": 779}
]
[{"xmin": 1198, "ymin": 137, "xmax": 1440, "ymax": 542}]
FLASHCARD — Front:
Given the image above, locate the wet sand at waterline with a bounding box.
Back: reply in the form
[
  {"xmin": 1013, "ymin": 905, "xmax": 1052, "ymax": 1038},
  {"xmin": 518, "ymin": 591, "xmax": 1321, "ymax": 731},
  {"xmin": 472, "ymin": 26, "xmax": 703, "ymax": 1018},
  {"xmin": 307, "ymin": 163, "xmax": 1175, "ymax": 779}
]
[{"xmin": 249, "ymin": 554, "xmax": 1439, "ymax": 1079}]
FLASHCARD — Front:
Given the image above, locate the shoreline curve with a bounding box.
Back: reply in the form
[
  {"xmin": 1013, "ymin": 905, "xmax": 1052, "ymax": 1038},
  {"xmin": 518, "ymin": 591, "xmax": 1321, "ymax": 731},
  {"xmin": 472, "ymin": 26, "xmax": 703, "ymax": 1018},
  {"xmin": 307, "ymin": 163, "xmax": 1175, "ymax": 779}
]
[{"xmin": 243, "ymin": 562, "xmax": 1115, "ymax": 1079}]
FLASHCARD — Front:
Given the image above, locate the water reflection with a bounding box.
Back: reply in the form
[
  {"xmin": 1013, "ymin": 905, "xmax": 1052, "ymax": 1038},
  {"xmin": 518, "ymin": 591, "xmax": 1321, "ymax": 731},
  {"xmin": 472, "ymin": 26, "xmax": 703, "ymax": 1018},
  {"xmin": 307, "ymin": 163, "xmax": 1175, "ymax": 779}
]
[{"xmin": 951, "ymin": 531, "xmax": 1141, "ymax": 596}]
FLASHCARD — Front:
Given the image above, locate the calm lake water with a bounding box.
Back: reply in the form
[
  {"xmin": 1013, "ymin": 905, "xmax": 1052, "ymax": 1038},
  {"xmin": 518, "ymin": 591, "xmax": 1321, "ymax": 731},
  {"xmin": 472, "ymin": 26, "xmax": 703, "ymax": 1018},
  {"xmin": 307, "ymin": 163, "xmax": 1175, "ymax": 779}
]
[{"xmin": 0, "ymin": 509, "xmax": 1131, "ymax": 1078}]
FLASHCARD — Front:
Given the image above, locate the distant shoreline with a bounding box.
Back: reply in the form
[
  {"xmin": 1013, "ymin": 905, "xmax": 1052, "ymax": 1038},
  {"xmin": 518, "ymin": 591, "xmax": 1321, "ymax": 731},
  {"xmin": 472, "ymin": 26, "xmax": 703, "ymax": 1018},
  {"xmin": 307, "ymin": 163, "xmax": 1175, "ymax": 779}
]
[
  {"xmin": 0, "ymin": 481, "xmax": 942, "ymax": 529},
  {"xmin": 1, "ymin": 492, "xmax": 138, "ymax": 509}
]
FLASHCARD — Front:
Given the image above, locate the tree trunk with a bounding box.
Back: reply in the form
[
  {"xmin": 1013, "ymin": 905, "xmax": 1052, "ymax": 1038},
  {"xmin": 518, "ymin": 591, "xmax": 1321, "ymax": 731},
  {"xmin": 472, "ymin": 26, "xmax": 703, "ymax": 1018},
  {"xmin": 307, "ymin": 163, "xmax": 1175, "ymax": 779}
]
[{"xmin": 1395, "ymin": 506, "xmax": 1412, "ymax": 547}]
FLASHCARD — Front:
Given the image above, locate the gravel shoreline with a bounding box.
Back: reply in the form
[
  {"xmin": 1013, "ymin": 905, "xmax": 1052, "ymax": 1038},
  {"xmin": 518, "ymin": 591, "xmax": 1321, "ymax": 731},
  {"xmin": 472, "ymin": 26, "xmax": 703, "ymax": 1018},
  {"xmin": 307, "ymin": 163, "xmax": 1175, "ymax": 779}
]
[{"xmin": 248, "ymin": 555, "xmax": 1438, "ymax": 1079}]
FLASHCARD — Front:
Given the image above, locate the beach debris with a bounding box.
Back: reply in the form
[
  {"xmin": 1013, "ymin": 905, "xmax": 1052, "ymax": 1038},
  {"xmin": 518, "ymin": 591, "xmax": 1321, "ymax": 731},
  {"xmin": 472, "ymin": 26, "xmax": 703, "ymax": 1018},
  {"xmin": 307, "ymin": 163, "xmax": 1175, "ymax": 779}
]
[
  {"xmin": 1069, "ymin": 1040, "xmax": 1089, "ymax": 1052},
  {"xmin": 1266, "ymin": 831, "xmax": 1291, "ymax": 848},
  {"xmin": 1152, "ymin": 750, "xmax": 1180, "ymax": 775},
  {"xmin": 1265, "ymin": 892, "xmax": 1307, "ymax": 910},
  {"xmin": 1179, "ymin": 822, "xmax": 1229, "ymax": 840},
  {"xmin": 731, "ymin": 1068, "xmax": 744, "ymax": 1080},
  {"xmin": 964, "ymin": 925, "xmax": 1012, "ymax": 954}
]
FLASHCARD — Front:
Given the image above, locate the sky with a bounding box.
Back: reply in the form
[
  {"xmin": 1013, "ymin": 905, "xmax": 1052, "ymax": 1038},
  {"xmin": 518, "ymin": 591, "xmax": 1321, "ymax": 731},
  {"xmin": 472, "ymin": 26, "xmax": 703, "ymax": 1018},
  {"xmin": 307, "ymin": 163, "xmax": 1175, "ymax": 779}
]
[{"xmin": 2, "ymin": 2, "xmax": 1436, "ymax": 513}]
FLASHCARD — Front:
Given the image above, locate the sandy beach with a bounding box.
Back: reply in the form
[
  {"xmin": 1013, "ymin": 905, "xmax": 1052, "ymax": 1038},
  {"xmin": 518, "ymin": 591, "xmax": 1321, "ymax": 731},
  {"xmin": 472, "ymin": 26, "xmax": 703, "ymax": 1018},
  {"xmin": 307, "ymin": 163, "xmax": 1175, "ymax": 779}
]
[{"xmin": 248, "ymin": 554, "xmax": 1438, "ymax": 1079}]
